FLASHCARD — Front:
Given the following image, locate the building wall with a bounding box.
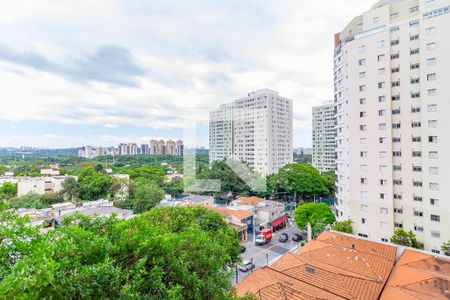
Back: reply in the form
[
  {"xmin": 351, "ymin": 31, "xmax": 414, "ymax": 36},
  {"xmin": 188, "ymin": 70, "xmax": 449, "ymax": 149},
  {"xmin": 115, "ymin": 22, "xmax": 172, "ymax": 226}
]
[
  {"xmin": 335, "ymin": 0, "xmax": 450, "ymax": 252},
  {"xmin": 209, "ymin": 89, "xmax": 293, "ymax": 176},
  {"xmin": 312, "ymin": 102, "xmax": 336, "ymax": 172}
]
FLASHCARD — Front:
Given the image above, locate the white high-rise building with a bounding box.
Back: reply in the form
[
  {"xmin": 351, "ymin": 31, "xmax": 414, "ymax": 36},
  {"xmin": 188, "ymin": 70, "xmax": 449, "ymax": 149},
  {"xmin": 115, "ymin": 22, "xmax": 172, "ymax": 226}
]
[
  {"xmin": 334, "ymin": 0, "xmax": 450, "ymax": 252},
  {"xmin": 209, "ymin": 89, "xmax": 293, "ymax": 176},
  {"xmin": 312, "ymin": 101, "xmax": 336, "ymax": 172}
]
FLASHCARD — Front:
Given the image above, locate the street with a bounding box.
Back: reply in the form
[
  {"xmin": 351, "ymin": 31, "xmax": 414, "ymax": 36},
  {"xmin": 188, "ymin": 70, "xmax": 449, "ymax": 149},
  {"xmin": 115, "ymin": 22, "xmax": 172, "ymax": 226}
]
[{"xmin": 231, "ymin": 224, "xmax": 301, "ymax": 285}]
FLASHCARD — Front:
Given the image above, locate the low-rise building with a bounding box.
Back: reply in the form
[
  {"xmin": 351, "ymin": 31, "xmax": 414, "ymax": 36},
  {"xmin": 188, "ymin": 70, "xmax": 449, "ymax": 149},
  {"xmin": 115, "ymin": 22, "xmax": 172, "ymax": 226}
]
[
  {"xmin": 17, "ymin": 175, "xmax": 75, "ymax": 196},
  {"xmin": 209, "ymin": 206, "xmax": 253, "ymax": 241}
]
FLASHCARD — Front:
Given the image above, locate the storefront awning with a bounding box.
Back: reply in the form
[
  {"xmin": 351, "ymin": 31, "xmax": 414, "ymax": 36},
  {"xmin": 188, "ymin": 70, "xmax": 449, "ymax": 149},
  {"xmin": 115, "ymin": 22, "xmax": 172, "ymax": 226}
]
[{"xmin": 271, "ymin": 216, "xmax": 287, "ymax": 227}]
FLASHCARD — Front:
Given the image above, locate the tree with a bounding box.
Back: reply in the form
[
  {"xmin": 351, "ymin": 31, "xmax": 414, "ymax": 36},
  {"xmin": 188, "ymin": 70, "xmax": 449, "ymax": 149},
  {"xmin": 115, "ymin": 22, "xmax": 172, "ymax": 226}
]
[
  {"xmin": 77, "ymin": 168, "xmax": 113, "ymax": 200},
  {"xmin": 390, "ymin": 229, "xmax": 424, "ymax": 249},
  {"xmin": 332, "ymin": 219, "xmax": 353, "ymax": 234},
  {"xmin": 322, "ymin": 171, "xmax": 336, "ymax": 196},
  {"xmin": 0, "ymin": 182, "xmax": 17, "ymax": 199},
  {"xmin": 115, "ymin": 182, "xmax": 165, "ymax": 214},
  {"xmin": 0, "ymin": 205, "xmax": 243, "ymax": 299},
  {"xmin": 8, "ymin": 193, "xmax": 64, "ymax": 209},
  {"xmin": 441, "ymin": 240, "xmax": 450, "ymax": 255},
  {"xmin": 269, "ymin": 164, "xmax": 328, "ymax": 201},
  {"xmin": 60, "ymin": 177, "xmax": 79, "ymax": 203},
  {"xmin": 294, "ymin": 202, "xmax": 336, "ymax": 234}
]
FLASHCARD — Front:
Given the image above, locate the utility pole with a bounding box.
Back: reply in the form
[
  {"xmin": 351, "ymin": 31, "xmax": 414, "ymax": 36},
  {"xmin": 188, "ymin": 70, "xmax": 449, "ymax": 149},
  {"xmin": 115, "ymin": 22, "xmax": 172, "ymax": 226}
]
[
  {"xmin": 252, "ymin": 203, "xmax": 256, "ymax": 245},
  {"xmin": 235, "ymin": 264, "xmax": 238, "ymax": 284},
  {"xmin": 266, "ymin": 253, "xmax": 269, "ymax": 266}
]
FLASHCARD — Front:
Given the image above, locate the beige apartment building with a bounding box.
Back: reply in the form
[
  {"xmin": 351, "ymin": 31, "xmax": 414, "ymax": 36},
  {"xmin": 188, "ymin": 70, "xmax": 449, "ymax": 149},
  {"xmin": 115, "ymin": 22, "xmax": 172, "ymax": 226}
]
[
  {"xmin": 312, "ymin": 101, "xmax": 336, "ymax": 172},
  {"xmin": 209, "ymin": 89, "xmax": 293, "ymax": 176},
  {"xmin": 334, "ymin": 0, "xmax": 449, "ymax": 252}
]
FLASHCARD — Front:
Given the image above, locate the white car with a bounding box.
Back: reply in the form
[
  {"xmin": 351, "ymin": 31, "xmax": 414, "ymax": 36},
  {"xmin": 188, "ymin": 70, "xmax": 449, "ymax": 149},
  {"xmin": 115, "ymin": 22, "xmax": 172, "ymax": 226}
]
[{"xmin": 238, "ymin": 260, "xmax": 255, "ymax": 272}]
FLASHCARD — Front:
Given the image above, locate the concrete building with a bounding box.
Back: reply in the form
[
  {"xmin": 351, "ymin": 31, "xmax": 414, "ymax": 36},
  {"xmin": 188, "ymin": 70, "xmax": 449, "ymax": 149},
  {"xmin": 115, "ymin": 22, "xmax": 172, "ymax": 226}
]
[
  {"xmin": 293, "ymin": 147, "xmax": 313, "ymax": 156},
  {"xmin": 17, "ymin": 175, "xmax": 75, "ymax": 196},
  {"xmin": 118, "ymin": 143, "xmax": 128, "ymax": 156},
  {"xmin": 312, "ymin": 101, "xmax": 336, "ymax": 172},
  {"xmin": 140, "ymin": 144, "xmax": 149, "ymax": 155},
  {"xmin": 158, "ymin": 140, "xmax": 166, "ymax": 155},
  {"xmin": 176, "ymin": 140, "xmax": 184, "ymax": 155},
  {"xmin": 209, "ymin": 89, "xmax": 293, "ymax": 176},
  {"xmin": 150, "ymin": 140, "xmax": 158, "ymax": 154},
  {"xmin": 334, "ymin": 0, "xmax": 450, "ymax": 252},
  {"xmin": 166, "ymin": 140, "xmax": 176, "ymax": 155}
]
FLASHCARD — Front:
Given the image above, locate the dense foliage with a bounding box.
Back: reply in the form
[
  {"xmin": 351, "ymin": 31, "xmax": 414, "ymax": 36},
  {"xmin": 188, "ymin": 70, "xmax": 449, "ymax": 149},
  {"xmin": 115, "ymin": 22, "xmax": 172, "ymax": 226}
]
[
  {"xmin": 0, "ymin": 204, "xmax": 243, "ymax": 299},
  {"xmin": 115, "ymin": 182, "xmax": 165, "ymax": 214},
  {"xmin": 6, "ymin": 192, "xmax": 64, "ymax": 209},
  {"xmin": 390, "ymin": 229, "xmax": 424, "ymax": 249},
  {"xmin": 332, "ymin": 219, "xmax": 353, "ymax": 234},
  {"xmin": 293, "ymin": 202, "xmax": 336, "ymax": 234},
  {"xmin": 268, "ymin": 164, "xmax": 330, "ymax": 201},
  {"xmin": 0, "ymin": 182, "xmax": 17, "ymax": 199}
]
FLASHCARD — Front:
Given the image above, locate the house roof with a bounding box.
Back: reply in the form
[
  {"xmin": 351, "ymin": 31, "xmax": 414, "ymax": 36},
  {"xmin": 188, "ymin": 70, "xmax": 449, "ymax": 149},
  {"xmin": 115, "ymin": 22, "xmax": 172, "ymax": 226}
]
[
  {"xmin": 235, "ymin": 231, "xmax": 397, "ymax": 300},
  {"xmin": 210, "ymin": 206, "xmax": 252, "ymax": 220},
  {"xmin": 239, "ymin": 196, "xmax": 263, "ymax": 206},
  {"xmin": 381, "ymin": 249, "xmax": 450, "ymax": 300}
]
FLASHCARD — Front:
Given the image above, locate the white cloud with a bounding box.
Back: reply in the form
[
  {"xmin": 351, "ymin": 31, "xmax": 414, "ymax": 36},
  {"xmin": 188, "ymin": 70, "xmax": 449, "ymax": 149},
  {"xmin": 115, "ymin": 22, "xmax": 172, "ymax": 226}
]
[{"xmin": 0, "ymin": 0, "xmax": 374, "ymax": 147}]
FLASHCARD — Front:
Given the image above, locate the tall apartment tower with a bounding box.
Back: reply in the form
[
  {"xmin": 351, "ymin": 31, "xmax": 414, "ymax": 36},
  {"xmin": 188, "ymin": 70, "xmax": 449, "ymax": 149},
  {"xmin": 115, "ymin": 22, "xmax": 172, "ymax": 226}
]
[
  {"xmin": 334, "ymin": 0, "xmax": 450, "ymax": 252},
  {"xmin": 209, "ymin": 89, "xmax": 293, "ymax": 176},
  {"xmin": 312, "ymin": 101, "xmax": 336, "ymax": 172}
]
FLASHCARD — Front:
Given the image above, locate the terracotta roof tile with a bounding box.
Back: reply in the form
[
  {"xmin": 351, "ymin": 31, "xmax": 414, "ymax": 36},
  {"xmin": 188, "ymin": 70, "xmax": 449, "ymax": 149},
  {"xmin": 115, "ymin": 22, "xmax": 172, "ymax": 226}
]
[
  {"xmin": 381, "ymin": 249, "xmax": 450, "ymax": 300},
  {"xmin": 239, "ymin": 196, "xmax": 263, "ymax": 205},
  {"xmin": 236, "ymin": 232, "xmax": 397, "ymax": 300}
]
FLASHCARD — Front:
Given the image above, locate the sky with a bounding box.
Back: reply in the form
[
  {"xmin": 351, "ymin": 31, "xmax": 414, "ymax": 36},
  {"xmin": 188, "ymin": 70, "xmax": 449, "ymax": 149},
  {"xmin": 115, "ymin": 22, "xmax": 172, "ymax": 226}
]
[{"xmin": 0, "ymin": 0, "xmax": 374, "ymax": 149}]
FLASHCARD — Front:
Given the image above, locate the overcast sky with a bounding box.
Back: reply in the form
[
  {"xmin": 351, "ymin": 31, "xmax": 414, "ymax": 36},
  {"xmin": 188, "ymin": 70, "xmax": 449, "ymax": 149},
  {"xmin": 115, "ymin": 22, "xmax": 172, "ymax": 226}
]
[{"xmin": 0, "ymin": 0, "xmax": 374, "ymax": 148}]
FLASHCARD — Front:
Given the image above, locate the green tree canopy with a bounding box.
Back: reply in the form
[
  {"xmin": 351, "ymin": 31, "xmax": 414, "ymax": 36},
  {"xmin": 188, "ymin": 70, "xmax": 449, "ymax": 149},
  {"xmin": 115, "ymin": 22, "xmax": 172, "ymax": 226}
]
[
  {"xmin": 7, "ymin": 192, "xmax": 64, "ymax": 209},
  {"xmin": 268, "ymin": 164, "xmax": 329, "ymax": 201},
  {"xmin": 77, "ymin": 168, "xmax": 113, "ymax": 200},
  {"xmin": 115, "ymin": 182, "xmax": 165, "ymax": 214},
  {"xmin": 294, "ymin": 202, "xmax": 336, "ymax": 234},
  {"xmin": 60, "ymin": 176, "xmax": 79, "ymax": 203},
  {"xmin": 0, "ymin": 182, "xmax": 17, "ymax": 199},
  {"xmin": 0, "ymin": 204, "xmax": 242, "ymax": 299},
  {"xmin": 332, "ymin": 219, "xmax": 353, "ymax": 234},
  {"xmin": 390, "ymin": 229, "xmax": 424, "ymax": 249}
]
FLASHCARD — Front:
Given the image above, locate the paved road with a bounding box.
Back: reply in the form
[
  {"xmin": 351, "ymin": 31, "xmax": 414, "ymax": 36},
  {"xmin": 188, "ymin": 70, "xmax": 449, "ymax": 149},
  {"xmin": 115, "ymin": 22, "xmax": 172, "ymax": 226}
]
[{"xmin": 231, "ymin": 224, "xmax": 302, "ymax": 285}]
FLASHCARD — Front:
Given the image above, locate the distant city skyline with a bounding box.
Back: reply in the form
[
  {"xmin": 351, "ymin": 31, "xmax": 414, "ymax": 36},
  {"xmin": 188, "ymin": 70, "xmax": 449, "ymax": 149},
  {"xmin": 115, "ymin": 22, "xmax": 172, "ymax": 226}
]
[{"xmin": 0, "ymin": 0, "xmax": 374, "ymax": 148}]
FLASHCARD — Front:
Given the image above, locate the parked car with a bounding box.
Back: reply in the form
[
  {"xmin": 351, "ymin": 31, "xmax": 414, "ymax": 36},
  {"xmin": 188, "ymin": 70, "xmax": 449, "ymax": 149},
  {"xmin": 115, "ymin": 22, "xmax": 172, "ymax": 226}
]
[
  {"xmin": 255, "ymin": 228, "xmax": 273, "ymax": 245},
  {"xmin": 292, "ymin": 231, "xmax": 307, "ymax": 242},
  {"xmin": 240, "ymin": 245, "xmax": 246, "ymax": 253},
  {"xmin": 238, "ymin": 260, "xmax": 255, "ymax": 272},
  {"xmin": 279, "ymin": 233, "xmax": 289, "ymax": 243}
]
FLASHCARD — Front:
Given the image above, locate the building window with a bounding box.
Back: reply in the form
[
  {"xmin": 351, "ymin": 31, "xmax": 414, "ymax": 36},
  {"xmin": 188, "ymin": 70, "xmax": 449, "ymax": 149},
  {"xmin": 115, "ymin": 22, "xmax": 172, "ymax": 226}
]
[
  {"xmin": 430, "ymin": 198, "xmax": 439, "ymax": 206},
  {"xmin": 361, "ymin": 204, "xmax": 368, "ymax": 212},
  {"xmin": 378, "ymin": 68, "xmax": 385, "ymax": 75},
  {"xmin": 361, "ymin": 178, "xmax": 368, "ymax": 184},
  {"xmin": 380, "ymin": 179, "xmax": 387, "ymax": 185},
  {"xmin": 431, "ymin": 215, "xmax": 440, "ymax": 222},
  {"xmin": 427, "ymin": 89, "xmax": 437, "ymax": 96},
  {"xmin": 427, "ymin": 57, "xmax": 436, "ymax": 65},
  {"xmin": 411, "ymin": 121, "xmax": 421, "ymax": 128},
  {"xmin": 392, "ymin": 81, "xmax": 400, "ymax": 87},
  {"xmin": 393, "ymin": 165, "xmax": 402, "ymax": 171},
  {"xmin": 362, "ymin": 218, "xmax": 368, "ymax": 224},
  {"xmin": 390, "ymin": 13, "xmax": 399, "ymax": 19},
  {"xmin": 360, "ymin": 125, "xmax": 367, "ymax": 131},
  {"xmin": 358, "ymin": 45, "xmax": 366, "ymax": 52},
  {"xmin": 429, "ymin": 151, "xmax": 439, "ymax": 159},
  {"xmin": 428, "ymin": 104, "xmax": 437, "ymax": 112},
  {"xmin": 392, "ymin": 95, "xmax": 400, "ymax": 101},
  {"xmin": 429, "ymin": 136, "xmax": 438, "ymax": 143},
  {"xmin": 394, "ymin": 207, "xmax": 403, "ymax": 214},
  {"xmin": 392, "ymin": 123, "xmax": 401, "ymax": 129},
  {"xmin": 360, "ymin": 111, "xmax": 367, "ymax": 118},
  {"xmin": 411, "ymin": 92, "xmax": 420, "ymax": 98},
  {"xmin": 378, "ymin": 109, "xmax": 386, "ymax": 116},
  {"xmin": 392, "ymin": 66, "xmax": 400, "ymax": 73},
  {"xmin": 359, "ymin": 59, "xmax": 366, "ymax": 65},
  {"xmin": 426, "ymin": 27, "xmax": 436, "ymax": 35},
  {"xmin": 360, "ymin": 138, "xmax": 367, "ymax": 144},
  {"xmin": 429, "ymin": 166, "xmax": 439, "ymax": 174},
  {"xmin": 427, "ymin": 42, "xmax": 436, "ymax": 51},
  {"xmin": 359, "ymin": 72, "xmax": 366, "ymax": 78},
  {"xmin": 431, "ymin": 230, "xmax": 440, "ymax": 238},
  {"xmin": 378, "ymin": 95, "xmax": 386, "ymax": 102},
  {"xmin": 361, "ymin": 191, "xmax": 368, "ymax": 198},
  {"xmin": 377, "ymin": 40, "xmax": 385, "ymax": 48},
  {"xmin": 411, "ymin": 78, "xmax": 420, "ymax": 84},
  {"xmin": 380, "ymin": 221, "xmax": 389, "ymax": 229},
  {"xmin": 360, "ymin": 165, "xmax": 368, "ymax": 171},
  {"xmin": 378, "ymin": 82, "xmax": 385, "ymax": 89},
  {"xmin": 392, "ymin": 137, "xmax": 401, "ymax": 143},
  {"xmin": 412, "ymin": 165, "xmax": 422, "ymax": 172},
  {"xmin": 393, "ymin": 179, "xmax": 402, "ymax": 185},
  {"xmin": 409, "ymin": 19, "xmax": 419, "ymax": 27},
  {"xmin": 414, "ymin": 196, "xmax": 423, "ymax": 202},
  {"xmin": 410, "ymin": 63, "xmax": 419, "ymax": 69},
  {"xmin": 414, "ymin": 225, "xmax": 423, "ymax": 232},
  {"xmin": 391, "ymin": 39, "xmax": 399, "ymax": 46},
  {"xmin": 412, "ymin": 151, "xmax": 422, "ymax": 157},
  {"xmin": 409, "ymin": 6, "xmax": 419, "ymax": 13},
  {"xmin": 373, "ymin": 17, "xmax": 379, "ymax": 23},
  {"xmin": 391, "ymin": 53, "xmax": 400, "ymax": 59},
  {"xmin": 413, "ymin": 181, "xmax": 423, "ymax": 187},
  {"xmin": 410, "ymin": 34, "xmax": 419, "ymax": 41},
  {"xmin": 377, "ymin": 54, "xmax": 385, "ymax": 62},
  {"xmin": 360, "ymin": 98, "xmax": 366, "ymax": 104},
  {"xmin": 392, "ymin": 108, "xmax": 400, "ymax": 115},
  {"xmin": 432, "ymin": 249, "xmax": 440, "ymax": 254},
  {"xmin": 380, "ymin": 207, "xmax": 388, "ymax": 214},
  {"xmin": 411, "ymin": 107, "xmax": 420, "ymax": 113},
  {"xmin": 379, "ymin": 165, "xmax": 387, "ymax": 172},
  {"xmin": 359, "ymin": 85, "xmax": 367, "ymax": 91},
  {"xmin": 414, "ymin": 210, "xmax": 423, "ymax": 217},
  {"xmin": 410, "ymin": 48, "xmax": 419, "ymax": 55},
  {"xmin": 428, "ymin": 120, "xmax": 437, "ymax": 128},
  {"xmin": 390, "ymin": 26, "xmax": 399, "ymax": 32},
  {"xmin": 379, "ymin": 123, "xmax": 386, "ymax": 130},
  {"xmin": 430, "ymin": 183, "xmax": 440, "ymax": 191},
  {"xmin": 427, "ymin": 73, "xmax": 437, "ymax": 81}
]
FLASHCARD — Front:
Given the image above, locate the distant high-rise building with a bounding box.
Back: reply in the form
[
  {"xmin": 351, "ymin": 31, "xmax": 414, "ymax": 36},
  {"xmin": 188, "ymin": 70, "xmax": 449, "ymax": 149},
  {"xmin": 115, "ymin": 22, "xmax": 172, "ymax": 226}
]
[
  {"xmin": 176, "ymin": 140, "xmax": 184, "ymax": 155},
  {"xmin": 150, "ymin": 140, "xmax": 158, "ymax": 154},
  {"xmin": 166, "ymin": 140, "xmax": 176, "ymax": 155},
  {"xmin": 294, "ymin": 147, "xmax": 313, "ymax": 156},
  {"xmin": 158, "ymin": 140, "xmax": 166, "ymax": 155},
  {"xmin": 140, "ymin": 144, "xmax": 149, "ymax": 155},
  {"xmin": 209, "ymin": 89, "xmax": 293, "ymax": 176},
  {"xmin": 312, "ymin": 101, "xmax": 336, "ymax": 172},
  {"xmin": 128, "ymin": 143, "xmax": 138, "ymax": 156},
  {"xmin": 334, "ymin": 0, "xmax": 450, "ymax": 252}
]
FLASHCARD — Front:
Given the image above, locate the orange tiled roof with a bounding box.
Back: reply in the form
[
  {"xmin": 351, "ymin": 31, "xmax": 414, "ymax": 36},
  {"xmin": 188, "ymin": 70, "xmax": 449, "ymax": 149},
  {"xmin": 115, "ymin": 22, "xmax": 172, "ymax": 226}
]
[
  {"xmin": 209, "ymin": 206, "xmax": 252, "ymax": 220},
  {"xmin": 235, "ymin": 231, "xmax": 397, "ymax": 300},
  {"xmin": 239, "ymin": 196, "xmax": 263, "ymax": 206},
  {"xmin": 381, "ymin": 249, "xmax": 450, "ymax": 300}
]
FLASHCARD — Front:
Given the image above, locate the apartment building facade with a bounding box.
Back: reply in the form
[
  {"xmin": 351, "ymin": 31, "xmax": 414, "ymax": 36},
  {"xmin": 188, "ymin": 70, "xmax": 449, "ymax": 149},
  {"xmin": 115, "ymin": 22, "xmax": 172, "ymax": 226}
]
[
  {"xmin": 334, "ymin": 0, "xmax": 450, "ymax": 252},
  {"xmin": 312, "ymin": 101, "xmax": 336, "ymax": 172},
  {"xmin": 209, "ymin": 89, "xmax": 293, "ymax": 176}
]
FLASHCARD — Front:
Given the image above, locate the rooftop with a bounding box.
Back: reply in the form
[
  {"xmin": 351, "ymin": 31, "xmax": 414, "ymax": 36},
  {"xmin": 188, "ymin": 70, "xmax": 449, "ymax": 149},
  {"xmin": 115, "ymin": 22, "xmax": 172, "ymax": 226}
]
[
  {"xmin": 381, "ymin": 249, "xmax": 450, "ymax": 299},
  {"xmin": 235, "ymin": 231, "xmax": 397, "ymax": 300}
]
